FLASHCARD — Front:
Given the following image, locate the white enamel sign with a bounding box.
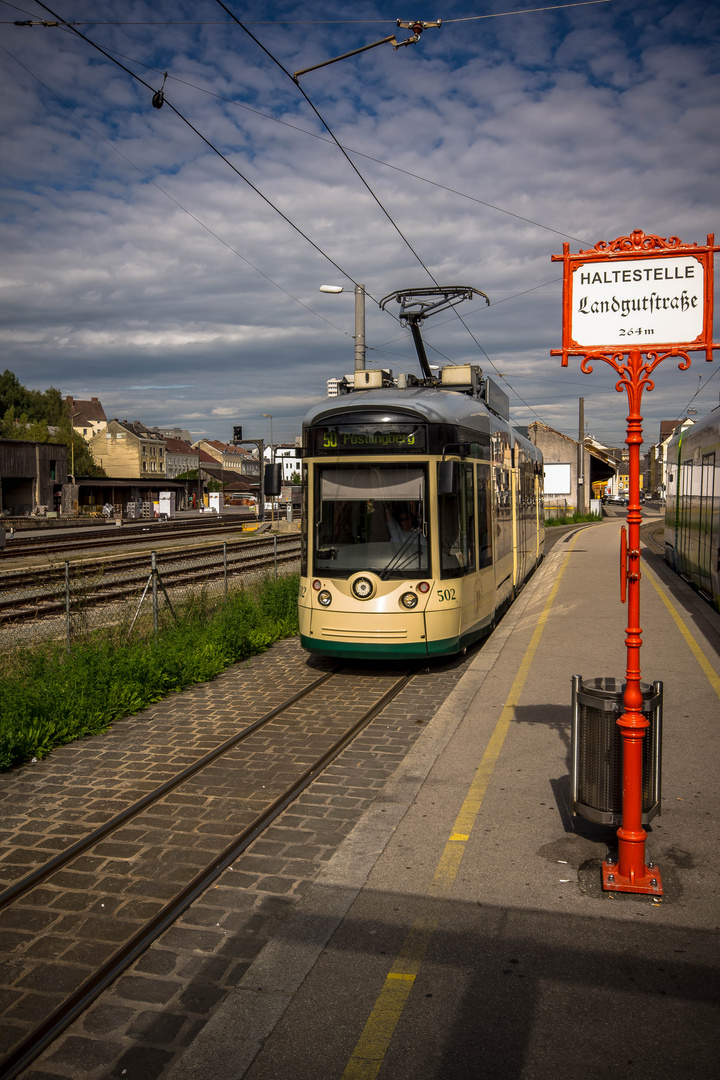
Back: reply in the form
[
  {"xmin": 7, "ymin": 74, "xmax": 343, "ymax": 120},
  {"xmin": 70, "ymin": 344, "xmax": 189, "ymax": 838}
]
[{"xmin": 570, "ymin": 255, "xmax": 704, "ymax": 348}]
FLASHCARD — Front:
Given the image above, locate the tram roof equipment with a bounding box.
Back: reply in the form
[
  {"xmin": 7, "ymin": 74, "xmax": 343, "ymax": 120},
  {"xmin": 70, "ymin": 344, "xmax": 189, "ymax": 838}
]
[{"xmin": 380, "ymin": 286, "xmax": 489, "ymax": 380}]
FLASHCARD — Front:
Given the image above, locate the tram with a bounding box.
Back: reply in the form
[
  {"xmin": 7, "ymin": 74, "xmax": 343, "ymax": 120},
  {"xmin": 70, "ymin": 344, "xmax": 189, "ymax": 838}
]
[
  {"xmin": 297, "ymin": 287, "xmax": 544, "ymax": 660},
  {"xmin": 664, "ymin": 404, "xmax": 720, "ymax": 613}
]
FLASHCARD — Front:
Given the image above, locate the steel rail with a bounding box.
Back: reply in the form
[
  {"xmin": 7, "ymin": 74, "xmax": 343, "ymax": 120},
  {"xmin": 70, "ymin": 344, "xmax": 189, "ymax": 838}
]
[
  {"xmin": 0, "ymin": 671, "xmax": 414, "ymax": 1080},
  {"xmin": 0, "ymin": 669, "xmax": 335, "ymax": 912},
  {"xmin": 1, "ymin": 521, "xmax": 274, "ymax": 561},
  {"xmin": 0, "ymin": 560, "xmax": 301, "ymax": 625},
  {"xmin": 0, "ymin": 540, "xmax": 301, "ymax": 624},
  {"xmin": 0, "ymin": 534, "xmax": 300, "ymax": 589},
  {"xmin": 2, "ymin": 520, "xmax": 252, "ymax": 557}
]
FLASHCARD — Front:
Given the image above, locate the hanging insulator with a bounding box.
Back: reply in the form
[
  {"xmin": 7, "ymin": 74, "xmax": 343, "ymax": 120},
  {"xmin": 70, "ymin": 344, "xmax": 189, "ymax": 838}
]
[{"xmin": 152, "ymin": 72, "xmax": 168, "ymax": 110}]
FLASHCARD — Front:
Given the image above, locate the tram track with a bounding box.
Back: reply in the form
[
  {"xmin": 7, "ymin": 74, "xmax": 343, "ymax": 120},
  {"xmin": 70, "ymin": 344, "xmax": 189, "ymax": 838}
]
[{"xmin": 0, "ymin": 665, "xmax": 416, "ymax": 1080}]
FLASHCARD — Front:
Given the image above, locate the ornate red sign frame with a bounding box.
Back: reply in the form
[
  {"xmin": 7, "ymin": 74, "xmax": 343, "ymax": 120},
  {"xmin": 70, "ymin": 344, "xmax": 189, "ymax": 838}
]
[
  {"xmin": 551, "ymin": 228, "xmax": 718, "ymax": 365},
  {"xmin": 550, "ymin": 228, "xmax": 717, "ymax": 897}
]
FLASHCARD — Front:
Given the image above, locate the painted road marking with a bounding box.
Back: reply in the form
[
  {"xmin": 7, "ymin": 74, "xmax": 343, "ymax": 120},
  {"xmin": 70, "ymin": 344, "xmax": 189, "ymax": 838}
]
[
  {"xmin": 645, "ymin": 566, "xmax": 720, "ymax": 700},
  {"xmin": 341, "ymin": 538, "xmax": 579, "ymax": 1080}
]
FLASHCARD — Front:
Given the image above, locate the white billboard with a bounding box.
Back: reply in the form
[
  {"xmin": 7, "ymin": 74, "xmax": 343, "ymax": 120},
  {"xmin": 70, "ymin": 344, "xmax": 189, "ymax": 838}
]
[{"xmin": 544, "ymin": 463, "xmax": 572, "ymax": 495}]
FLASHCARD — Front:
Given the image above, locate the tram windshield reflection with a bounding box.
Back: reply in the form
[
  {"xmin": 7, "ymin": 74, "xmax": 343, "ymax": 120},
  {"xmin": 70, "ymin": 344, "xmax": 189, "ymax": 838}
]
[{"xmin": 314, "ymin": 464, "xmax": 429, "ymax": 578}]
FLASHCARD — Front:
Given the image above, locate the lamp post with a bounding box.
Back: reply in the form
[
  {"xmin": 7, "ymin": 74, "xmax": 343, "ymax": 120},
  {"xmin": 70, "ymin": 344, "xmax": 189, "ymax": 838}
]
[
  {"xmin": 319, "ymin": 284, "xmax": 366, "ymax": 371},
  {"xmin": 262, "ymin": 413, "xmax": 274, "ymax": 459},
  {"xmin": 68, "ymin": 409, "xmax": 80, "ymax": 484}
]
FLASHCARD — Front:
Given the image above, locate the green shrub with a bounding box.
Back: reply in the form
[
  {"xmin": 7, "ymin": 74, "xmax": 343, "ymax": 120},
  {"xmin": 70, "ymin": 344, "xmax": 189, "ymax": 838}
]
[
  {"xmin": 0, "ymin": 575, "xmax": 300, "ymax": 770},
  {"xmin": 544, "ymin": 511, "xmax": 602, "ymax": 527}
]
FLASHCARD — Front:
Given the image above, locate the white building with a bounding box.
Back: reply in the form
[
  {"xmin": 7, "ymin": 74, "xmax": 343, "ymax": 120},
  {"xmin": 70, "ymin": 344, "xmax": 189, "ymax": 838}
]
[{"xmin": 263, "ymin": 443, "xmax": 302, "ymax": 482}]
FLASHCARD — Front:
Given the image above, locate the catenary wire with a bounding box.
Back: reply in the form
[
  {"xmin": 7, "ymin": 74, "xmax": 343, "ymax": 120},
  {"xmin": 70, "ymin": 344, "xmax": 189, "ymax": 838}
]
[
  {"xmin": 0, "ymin": 45, "xmax": 362, "ymax": 342},
  {"xmin": 15, "ymin": 31, "xmax": 592, "ymax": 248},
  {"xmin": 27, "ymin": 0, "xmax": 372, "ymax": 294},
  {"xmin": 210, "ymin": 1, "xmax": 553, "ymax": 419},
  {"xmin": 442, "ymin": 0, "xmax": 617, "ymax": 23},
  {"xmin": 13, "ymin": 0, "xmax": 549, "ymax": 421},
  {"xmin": 213, "ymin": 0, "xmax": 441, "ymax": 290},
  {"xmin": 1, "ymin": 0, "xmax": 619, "ymax": 25},
  {"xmin": 673, "ymin": 367, "xmax": 720, "ymax": 423},
  {"xmin": 6, "ymin": 3, "xmax": 596, "ymax": 250}
]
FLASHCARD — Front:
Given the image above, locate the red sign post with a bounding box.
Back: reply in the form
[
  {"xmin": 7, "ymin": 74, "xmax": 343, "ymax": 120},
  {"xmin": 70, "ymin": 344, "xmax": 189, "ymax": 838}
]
[{"xmin": 552, "ymin": 229, "xmax": 718, "ymax": 895}]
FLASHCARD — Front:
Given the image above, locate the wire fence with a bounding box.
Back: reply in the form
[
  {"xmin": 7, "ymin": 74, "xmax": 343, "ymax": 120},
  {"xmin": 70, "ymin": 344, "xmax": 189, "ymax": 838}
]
[{"xmin": 0, "ymin": 536, "xmax": 301, "ymax": 654}]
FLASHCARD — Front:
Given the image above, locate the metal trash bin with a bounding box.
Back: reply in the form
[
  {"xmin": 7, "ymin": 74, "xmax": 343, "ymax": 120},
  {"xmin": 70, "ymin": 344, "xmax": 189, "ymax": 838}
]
[{"xmin": 571, "ymin": 676, "xmax": 662, "ymax": 825}]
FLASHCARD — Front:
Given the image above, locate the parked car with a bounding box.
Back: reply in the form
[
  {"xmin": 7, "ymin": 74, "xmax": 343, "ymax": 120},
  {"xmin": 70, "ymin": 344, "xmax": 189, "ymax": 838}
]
[{"xmin": 606, "ymin": 493, "xmax": 628, "ymax": 505}]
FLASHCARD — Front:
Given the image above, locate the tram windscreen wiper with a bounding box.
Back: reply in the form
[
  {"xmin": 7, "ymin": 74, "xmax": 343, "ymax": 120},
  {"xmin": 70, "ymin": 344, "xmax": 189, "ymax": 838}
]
[{"xmin": 379, "ymin": 533, "xmax": 422, "ymax": 579}]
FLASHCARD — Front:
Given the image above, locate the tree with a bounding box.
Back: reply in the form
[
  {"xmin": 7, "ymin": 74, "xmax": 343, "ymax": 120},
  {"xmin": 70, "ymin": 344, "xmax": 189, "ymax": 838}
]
[
  {"xmin": 0, "ymin": 370, "xmax": 64, "ymax": 425},
  {"xmin": 0, "ymin": 371, "xmax": 105, "ymax": 476}
]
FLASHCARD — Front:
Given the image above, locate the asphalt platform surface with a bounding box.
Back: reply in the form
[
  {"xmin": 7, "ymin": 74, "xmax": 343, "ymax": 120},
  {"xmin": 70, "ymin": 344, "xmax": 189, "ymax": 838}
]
[{"xmin": 166, "ymin": 512, "xmax": 720, "ymax": 1080}]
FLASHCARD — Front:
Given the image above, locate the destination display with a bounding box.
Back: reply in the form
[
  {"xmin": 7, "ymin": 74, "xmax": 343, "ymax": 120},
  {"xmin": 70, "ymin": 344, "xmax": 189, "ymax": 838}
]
[
  {"xmin": 570, "ymin": 255, "xmax": 704, "ymax": 348},
  {"xmin": 312, "ymin": 424, "xmax": 426, "ymax": 454}
]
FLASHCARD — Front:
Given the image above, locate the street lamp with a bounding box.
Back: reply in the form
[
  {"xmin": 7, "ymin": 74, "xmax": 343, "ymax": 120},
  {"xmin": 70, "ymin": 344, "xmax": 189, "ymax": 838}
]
[
  {"xmin": 262, "ymin": 413, "xmax": 273, "ymax": 459},
  {"xmin": 319, "ymin": 284, "xmax": 366, "ymax": 371}
]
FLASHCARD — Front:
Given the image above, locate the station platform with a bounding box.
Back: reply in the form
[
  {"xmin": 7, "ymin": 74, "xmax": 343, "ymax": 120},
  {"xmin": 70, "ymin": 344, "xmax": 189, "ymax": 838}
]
[{"xmin": 167, "ymin": 515, "xmax": 720, "ymax": 1080}]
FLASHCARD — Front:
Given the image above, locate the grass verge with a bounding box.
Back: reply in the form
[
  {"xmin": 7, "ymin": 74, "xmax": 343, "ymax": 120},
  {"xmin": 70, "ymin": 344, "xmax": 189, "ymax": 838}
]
[
  {"xmin": 0, "ymin": 575, "xmax": 299, "ymax": 771},
  {"xmin": 544, "ymin": 512, "xmax": 603, "ymax": 527}
]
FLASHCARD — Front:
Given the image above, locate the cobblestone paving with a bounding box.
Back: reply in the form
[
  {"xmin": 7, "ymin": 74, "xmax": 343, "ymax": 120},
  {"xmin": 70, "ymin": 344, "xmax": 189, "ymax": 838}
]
[{"xmin": 0, "ymin": 638, "xmax": 471, "ymax": 1080}]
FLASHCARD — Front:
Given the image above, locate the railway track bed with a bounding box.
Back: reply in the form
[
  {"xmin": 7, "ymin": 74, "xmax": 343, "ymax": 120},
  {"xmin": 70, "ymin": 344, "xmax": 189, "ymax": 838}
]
[
  {"xmin": 0, "ymin": 638, "xmax": 470, "ymax": 1079},
  {"xmin": 1, "ymin": 517, "xmax": 256, "ymax": 561},
  {"xmin": 0, "ymin": 535, "xmax": 301, "ymax": 629}
]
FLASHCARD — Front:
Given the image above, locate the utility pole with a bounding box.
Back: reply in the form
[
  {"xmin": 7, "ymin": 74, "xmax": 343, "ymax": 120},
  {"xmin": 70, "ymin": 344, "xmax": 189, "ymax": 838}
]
[
  {"xmin": 354, "ymin": 284, "xmax": 366, "ymax": 371},
  {"xmin": 577, "ymin": 397, "xmax": 585, "ymax": 513}
]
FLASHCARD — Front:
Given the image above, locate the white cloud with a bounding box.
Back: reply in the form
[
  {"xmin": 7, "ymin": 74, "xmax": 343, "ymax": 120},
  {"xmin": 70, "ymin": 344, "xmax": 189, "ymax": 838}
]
[{"xmin": 1, "ymin": 0, "xmax": 718, "ymax": 447}]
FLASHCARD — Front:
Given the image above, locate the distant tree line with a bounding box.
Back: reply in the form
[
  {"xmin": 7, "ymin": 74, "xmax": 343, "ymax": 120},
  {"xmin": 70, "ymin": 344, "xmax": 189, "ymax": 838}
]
[{"xmin": 0, "ymin": 369, "xmax": 106, "ymax": 476}]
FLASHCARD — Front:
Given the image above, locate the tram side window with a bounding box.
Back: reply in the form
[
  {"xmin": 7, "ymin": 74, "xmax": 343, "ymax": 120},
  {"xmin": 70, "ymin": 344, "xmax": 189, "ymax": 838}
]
[
  {"xmin": 438, "ymin": 462, "xmax": 475, "ymax": 578},
  {"xmin": 494, "ymin": 467, "xmax": 512, "ymax": 561},
  {"xmin": 477, "ymin": 464, "xmax": 492, "ymax": 568},
  {"xmin": 300, "ymin": 463, "xmax": 308, "ymax": 576}
]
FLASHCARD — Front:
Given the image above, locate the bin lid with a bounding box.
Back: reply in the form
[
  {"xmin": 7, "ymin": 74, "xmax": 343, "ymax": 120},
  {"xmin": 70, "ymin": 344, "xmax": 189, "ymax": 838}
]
[{"xmin": 578, "ymin": 676, "xmax": 658, "ymax": 705}]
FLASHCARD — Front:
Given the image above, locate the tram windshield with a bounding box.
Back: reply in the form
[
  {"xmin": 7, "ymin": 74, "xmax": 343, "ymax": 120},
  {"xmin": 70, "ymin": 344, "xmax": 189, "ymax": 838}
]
[{"xmin": 314, "ymin": 464, "xmax": 429, "ymax": 578}]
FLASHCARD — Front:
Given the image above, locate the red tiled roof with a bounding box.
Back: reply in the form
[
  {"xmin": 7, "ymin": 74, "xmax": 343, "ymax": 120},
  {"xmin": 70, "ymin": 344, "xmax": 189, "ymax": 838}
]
[
  {"xmin": 164, "ymin": 437, "xmax": 197, "ymax": 455},
  {"xmin": 66, "ymin": 396, "xmax": 107, "ymax": 424}
]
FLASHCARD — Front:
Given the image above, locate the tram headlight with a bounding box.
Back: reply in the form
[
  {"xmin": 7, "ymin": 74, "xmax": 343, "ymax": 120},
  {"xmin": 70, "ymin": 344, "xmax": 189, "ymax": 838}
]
[
  {"xmin": 352, "ymin": 576, "xmax": 374, "ymax": 600},
  {"xmin": 400, "ymin": 591, "xmax": 418, "ymax": 609},
  {"xmin": 417, "ymin": 582, "xmax": 430, "ymax": 593},
  {"xmin": 317, "ymin": 590, "xmax": 332, "ymax": 607}
]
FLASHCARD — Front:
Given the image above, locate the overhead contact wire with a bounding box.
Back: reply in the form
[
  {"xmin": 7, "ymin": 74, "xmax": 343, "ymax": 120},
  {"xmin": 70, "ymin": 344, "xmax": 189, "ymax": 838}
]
[
  {"xmin": 213, "ymin": 0, "xmax": 441, "ymax": 289},
  {"xmin": 29, "ymin": 0, "xmax": 365, "ymax": 290}
]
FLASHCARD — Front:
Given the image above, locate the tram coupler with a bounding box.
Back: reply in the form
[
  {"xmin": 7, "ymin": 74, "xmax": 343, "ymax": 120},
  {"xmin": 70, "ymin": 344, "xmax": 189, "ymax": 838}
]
[{"xmin": 602, "ymin": 856, "xmax": 663, "ymax": 896}]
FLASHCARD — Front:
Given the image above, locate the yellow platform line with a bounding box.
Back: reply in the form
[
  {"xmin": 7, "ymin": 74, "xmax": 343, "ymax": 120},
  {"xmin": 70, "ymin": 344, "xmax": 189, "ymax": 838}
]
[
  {"xmin": 341, "ymin": 538, "xmax": 579, "ymax": 1079},
  {"xmin": 645, "ymin": 566, "xmax": 720, "ymax": 700}
]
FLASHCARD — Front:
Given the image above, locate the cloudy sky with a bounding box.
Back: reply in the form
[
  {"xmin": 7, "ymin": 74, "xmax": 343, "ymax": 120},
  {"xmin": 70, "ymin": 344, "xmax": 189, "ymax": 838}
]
[{"xmin": 1, "ymin": 0, "xmax": 718, "ymax": 449}]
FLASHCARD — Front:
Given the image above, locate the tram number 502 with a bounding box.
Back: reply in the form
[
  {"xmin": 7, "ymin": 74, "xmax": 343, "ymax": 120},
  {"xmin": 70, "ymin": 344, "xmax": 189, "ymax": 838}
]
[{"xmin": 437, "ymin": 588, "xmax": 456, "ymax": 602}]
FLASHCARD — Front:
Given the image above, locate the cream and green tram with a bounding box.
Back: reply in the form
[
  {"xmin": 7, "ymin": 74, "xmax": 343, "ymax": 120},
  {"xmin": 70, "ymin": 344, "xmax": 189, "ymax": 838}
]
[{"xmin": 298, "ymin": 367, "xmax": 544, "ymax": 660}]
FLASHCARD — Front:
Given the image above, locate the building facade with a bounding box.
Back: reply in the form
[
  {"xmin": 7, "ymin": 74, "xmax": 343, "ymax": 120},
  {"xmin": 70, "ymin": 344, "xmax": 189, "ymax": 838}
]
[
  {"xmin": 527, "ymin": 422, "xmax": 617, "ymax": 512},
  {"xmin": 65, "ymin": 396, "xmax": 107, "ymax": 440},
  {"xmin": 88, "ymin": 420, "xmax": 166, "ymax": 479},
  {"xmin": 0, "ymin": 439, "xmax": 68, "ymax": 515},
  {"xmin": 164, "ymin": 437, "xmax": 199, "ymax": 479}
]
